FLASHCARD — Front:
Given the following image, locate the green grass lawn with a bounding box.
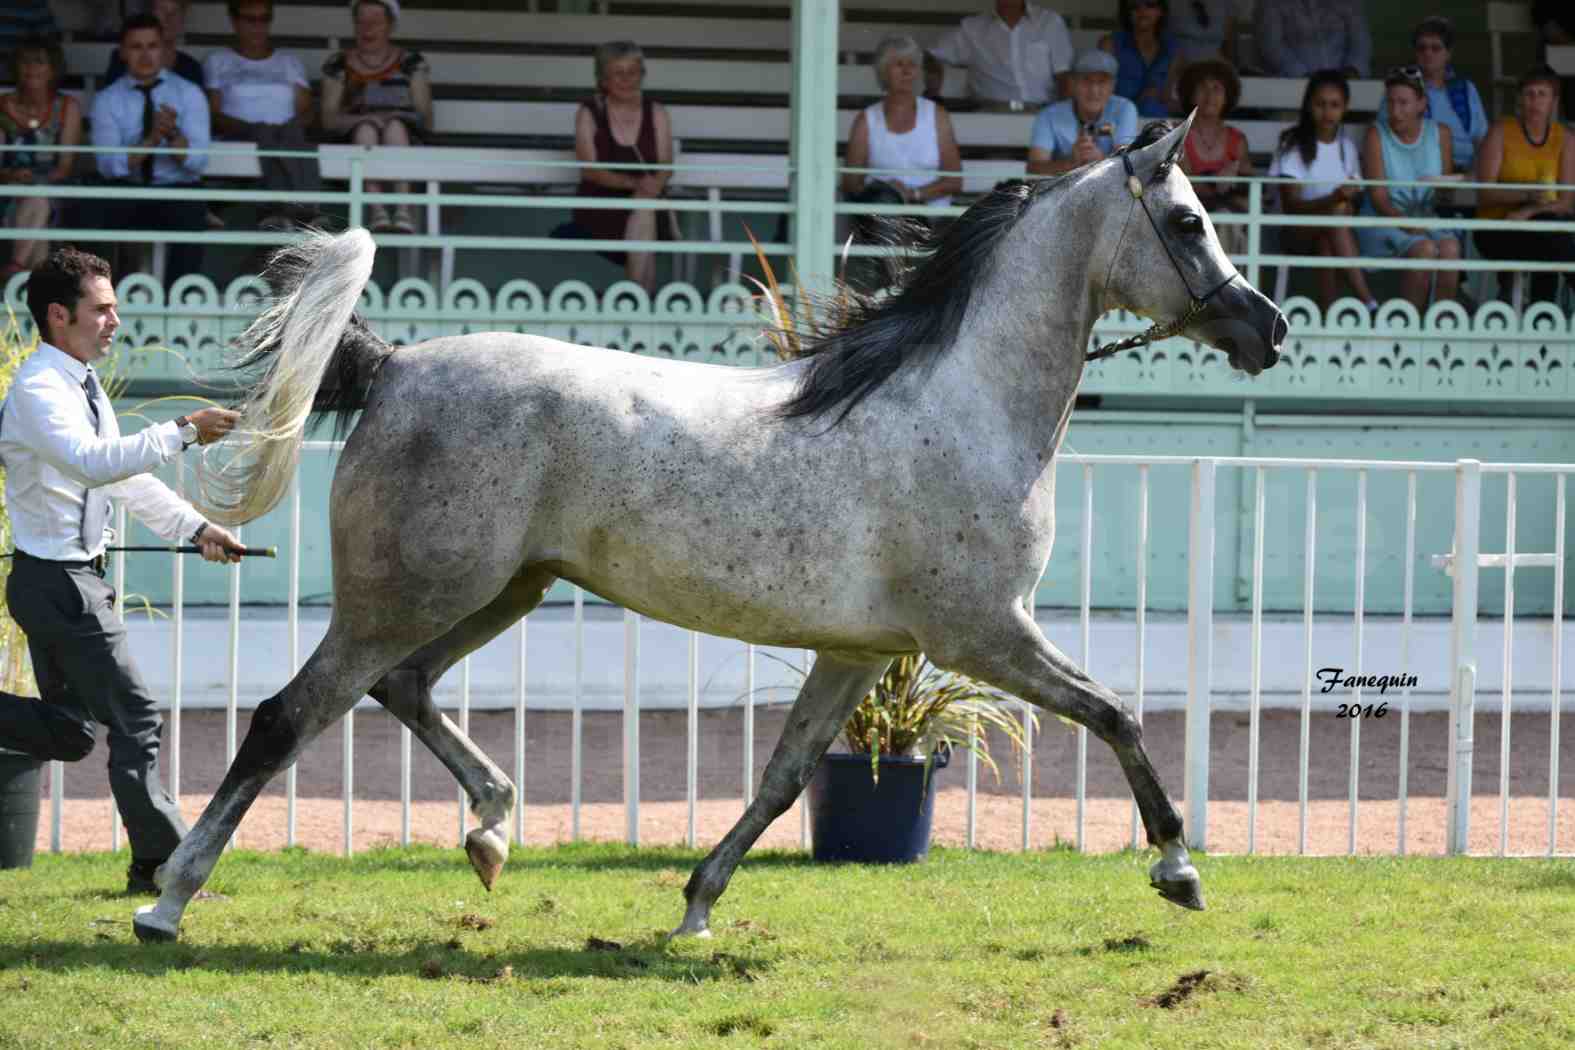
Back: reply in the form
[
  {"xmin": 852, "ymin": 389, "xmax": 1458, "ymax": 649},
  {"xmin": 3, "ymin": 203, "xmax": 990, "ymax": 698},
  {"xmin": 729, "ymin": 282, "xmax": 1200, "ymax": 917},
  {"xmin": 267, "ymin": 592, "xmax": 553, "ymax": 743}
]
[{"xmin": 0, "ymin": 845, "xmax": 1572, "ymax": 1049}]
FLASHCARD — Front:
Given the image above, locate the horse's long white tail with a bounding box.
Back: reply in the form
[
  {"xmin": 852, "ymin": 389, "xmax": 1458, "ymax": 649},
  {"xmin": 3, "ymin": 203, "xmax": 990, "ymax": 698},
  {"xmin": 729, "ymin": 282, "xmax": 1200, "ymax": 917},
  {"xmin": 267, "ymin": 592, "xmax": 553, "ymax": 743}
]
[{"xmin": 195, "ymin": 228, "xmax": 382, "ymax": 525}]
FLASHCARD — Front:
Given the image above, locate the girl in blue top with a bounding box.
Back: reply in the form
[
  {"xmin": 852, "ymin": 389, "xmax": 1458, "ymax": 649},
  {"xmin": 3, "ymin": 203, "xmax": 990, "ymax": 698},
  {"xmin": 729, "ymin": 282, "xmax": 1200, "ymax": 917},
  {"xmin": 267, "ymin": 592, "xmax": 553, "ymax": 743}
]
[
  {"xmin": 1358, "ymin": 66, "xmax": 1460, "ymax": 310},
  {"xmin": 1101, "ymin": 0, "xmax": 1177, "ymax": 119}
]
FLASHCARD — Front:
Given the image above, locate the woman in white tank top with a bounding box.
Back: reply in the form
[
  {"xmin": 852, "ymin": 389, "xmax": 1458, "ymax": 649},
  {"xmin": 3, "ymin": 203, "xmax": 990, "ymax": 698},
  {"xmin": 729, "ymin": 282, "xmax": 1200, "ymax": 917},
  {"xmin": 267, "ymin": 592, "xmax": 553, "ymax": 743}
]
[{"xmin": 843, "ymin": 36, "xmax": 962, "ymax": 211}]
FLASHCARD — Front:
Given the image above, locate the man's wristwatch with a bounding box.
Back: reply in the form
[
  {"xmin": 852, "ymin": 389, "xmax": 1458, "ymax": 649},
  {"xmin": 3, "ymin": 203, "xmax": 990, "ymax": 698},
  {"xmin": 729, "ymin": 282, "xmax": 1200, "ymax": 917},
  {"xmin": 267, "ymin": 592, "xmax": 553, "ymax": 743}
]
[
  {"xmin": 190, "ymin": 523, "xmax": 208, "ymax": 544},
  {"xmin": 175, "ymin": 415, "xmax": 199, "ymax": 449}
]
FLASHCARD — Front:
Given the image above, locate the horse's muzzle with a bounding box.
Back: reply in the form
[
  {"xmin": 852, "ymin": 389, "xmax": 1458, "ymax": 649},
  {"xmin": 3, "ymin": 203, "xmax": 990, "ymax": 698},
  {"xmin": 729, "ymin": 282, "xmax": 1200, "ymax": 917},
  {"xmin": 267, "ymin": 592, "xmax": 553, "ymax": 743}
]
[{"xmin": 1191, "ymin": 282, "xmax": 1286, "ymax": 377}]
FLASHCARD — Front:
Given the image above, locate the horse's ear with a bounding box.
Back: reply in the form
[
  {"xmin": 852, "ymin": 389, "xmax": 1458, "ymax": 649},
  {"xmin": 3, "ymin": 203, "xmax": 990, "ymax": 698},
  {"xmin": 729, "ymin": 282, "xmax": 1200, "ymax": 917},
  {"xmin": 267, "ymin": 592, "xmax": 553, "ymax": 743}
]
[{"xmin": 1141, "ymin": 110, "xmax": 1196, "ymax": 182}]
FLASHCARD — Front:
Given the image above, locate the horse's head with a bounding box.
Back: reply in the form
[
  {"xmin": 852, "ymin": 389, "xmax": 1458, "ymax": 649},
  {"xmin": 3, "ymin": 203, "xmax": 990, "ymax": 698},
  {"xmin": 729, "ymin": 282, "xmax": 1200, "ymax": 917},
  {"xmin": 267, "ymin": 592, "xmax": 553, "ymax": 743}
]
[{"xmin": 1100, "ymin": 113, "xmax": 1286, "ymax": 376}]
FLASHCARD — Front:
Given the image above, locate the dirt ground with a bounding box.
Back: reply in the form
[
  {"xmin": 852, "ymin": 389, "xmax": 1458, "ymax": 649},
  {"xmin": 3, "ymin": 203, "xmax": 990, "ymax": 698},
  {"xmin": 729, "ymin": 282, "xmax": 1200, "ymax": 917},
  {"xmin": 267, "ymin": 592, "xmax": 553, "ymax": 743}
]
[{"xmin": 29, "ymin": 706, "xmax": 1575, "ymax": 858}]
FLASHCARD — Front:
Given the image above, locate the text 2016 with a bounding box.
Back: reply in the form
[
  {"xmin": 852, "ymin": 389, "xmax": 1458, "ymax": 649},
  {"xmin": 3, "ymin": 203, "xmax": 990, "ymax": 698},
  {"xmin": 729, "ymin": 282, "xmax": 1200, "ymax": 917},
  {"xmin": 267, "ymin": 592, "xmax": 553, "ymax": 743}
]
[{"xmin": 1336, "ymin": 703, "xmax": 1388, "ymax": 718}]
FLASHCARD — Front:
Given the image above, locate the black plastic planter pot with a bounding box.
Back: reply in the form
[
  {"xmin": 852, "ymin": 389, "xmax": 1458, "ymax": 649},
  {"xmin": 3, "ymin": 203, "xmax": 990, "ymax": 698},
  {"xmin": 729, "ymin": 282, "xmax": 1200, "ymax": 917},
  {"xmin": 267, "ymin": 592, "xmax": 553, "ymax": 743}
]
[
  {"xmin": 807, "ymin": 749, "xmax": 949, "ymax": 864},
  {"xmin": 0, "ymin": 751, "xmax": 41, "ymax": 870}
]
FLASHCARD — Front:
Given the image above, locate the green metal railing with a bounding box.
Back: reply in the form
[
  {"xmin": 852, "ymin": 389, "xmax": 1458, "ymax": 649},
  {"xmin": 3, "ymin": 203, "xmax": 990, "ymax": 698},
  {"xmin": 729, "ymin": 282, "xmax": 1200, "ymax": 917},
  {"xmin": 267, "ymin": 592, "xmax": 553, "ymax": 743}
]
[{"xmin": 1, "ymin": 143, "xmax": 1571, "ymax": 406}]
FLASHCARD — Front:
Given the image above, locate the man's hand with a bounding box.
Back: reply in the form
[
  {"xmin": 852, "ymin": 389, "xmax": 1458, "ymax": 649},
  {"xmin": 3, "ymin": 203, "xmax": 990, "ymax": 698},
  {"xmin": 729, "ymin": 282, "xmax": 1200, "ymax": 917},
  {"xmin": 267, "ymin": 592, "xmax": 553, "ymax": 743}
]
[
  {"xmin": 1072, "ymin": 132, "xmax": 1103, "ymax": 167},
  {"xmin": 154, "ymin": 105, "xmax": 179, "ymax": 141},
  {"xmin": 196, "ymin": 524, "xmax": 245, "ymax": 564},
  {"xmin": 186, "ymin": 407, "xmax": 241, "ymax": 445}
]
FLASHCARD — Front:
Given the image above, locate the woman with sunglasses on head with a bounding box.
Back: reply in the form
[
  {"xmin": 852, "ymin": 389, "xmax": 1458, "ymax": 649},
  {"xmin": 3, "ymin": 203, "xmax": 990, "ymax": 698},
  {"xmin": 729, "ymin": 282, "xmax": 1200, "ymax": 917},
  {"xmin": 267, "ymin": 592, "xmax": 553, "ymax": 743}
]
[
  {"xmin": 1100, "ymin": 0, "xmax": 1177, "ymax": 119},
  {"xmin": 1357, "ymin": 66, "xmax": 1460, "ymax": 310},
  {"xmin": 1268, "ymin": 70, "xmax": 1377, "ymax": 310},
  {"xmin": 1473, "ymin": 66, "xmax": 1575, "ymax": 305},
  {"xmin": 1375, "ymin": 17, "xmax": 1486, "ymax": 175}
]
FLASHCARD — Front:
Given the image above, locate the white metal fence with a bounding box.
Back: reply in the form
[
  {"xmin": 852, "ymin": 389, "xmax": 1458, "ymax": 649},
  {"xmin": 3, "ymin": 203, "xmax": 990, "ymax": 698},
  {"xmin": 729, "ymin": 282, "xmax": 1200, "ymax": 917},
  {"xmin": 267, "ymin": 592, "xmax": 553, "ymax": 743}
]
[{"xmin": 48, "ymin": 448, "xmax": 1574, "ymax": 859}]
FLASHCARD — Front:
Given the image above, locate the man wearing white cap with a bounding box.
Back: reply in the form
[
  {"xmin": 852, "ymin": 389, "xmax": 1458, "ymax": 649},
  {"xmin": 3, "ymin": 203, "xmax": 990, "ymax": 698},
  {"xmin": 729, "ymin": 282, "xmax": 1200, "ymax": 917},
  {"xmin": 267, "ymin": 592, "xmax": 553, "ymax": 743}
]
[
  {"xmin": 925, "ymin": 0, "xmax": 1075, "ymax": 112},
  {"xmin": 1027, "ymin": 49, "xmax": 1139, "ymax": 175}
]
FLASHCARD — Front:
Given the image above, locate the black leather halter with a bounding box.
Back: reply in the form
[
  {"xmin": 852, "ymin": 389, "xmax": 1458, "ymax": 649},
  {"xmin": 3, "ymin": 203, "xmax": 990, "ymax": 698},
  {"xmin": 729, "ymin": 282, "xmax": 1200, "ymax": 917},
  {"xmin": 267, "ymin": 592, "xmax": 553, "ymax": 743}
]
[{"xmin": 1085, "ymin": 150, "xmax": 1241, "ymax": 363}]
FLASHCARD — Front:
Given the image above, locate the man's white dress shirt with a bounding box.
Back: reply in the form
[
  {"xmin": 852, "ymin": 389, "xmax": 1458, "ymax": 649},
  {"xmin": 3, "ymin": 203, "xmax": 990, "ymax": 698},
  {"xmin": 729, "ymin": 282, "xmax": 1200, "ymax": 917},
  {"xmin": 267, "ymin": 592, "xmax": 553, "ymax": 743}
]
[
  {"xmin": 929, "ymin": 3, "xmax": 1075, "ymax": 105},
  {"xmin": 0, "ymin": 342, "xmax": 205, "ymax": 561}
]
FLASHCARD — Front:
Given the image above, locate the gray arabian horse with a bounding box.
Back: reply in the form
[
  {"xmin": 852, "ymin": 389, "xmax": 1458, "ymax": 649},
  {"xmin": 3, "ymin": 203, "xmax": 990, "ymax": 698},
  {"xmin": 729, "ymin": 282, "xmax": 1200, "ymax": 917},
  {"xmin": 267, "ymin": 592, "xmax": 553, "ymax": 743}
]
[{"xmin": 132, "ymin": 116, "xmax": 1284, "ymax": 943}]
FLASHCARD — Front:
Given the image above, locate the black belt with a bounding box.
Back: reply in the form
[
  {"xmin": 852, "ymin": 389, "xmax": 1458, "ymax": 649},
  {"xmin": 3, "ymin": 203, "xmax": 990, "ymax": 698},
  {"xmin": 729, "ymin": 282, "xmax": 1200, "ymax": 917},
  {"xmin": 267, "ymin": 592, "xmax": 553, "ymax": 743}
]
[{"xmin": 14, "ymin": 549, "xmax": 107, "ymax": 577}]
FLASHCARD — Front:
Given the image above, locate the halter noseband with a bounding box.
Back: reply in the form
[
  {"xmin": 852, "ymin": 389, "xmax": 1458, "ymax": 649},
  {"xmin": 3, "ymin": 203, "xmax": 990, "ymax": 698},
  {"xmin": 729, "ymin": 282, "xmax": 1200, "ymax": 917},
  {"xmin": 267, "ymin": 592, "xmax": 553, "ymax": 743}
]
[{"xmin": 1085, "ymin": 150, "xmax": 1241, "ymax": 364}]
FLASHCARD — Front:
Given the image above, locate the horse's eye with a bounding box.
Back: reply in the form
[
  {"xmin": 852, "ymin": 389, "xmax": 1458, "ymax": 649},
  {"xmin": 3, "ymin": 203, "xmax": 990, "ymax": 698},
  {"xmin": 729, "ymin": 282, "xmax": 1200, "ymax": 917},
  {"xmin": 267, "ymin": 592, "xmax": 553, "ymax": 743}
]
[{"xmin": 1174, "ymin": 212, "xmax": 1205, "ymax": 236}]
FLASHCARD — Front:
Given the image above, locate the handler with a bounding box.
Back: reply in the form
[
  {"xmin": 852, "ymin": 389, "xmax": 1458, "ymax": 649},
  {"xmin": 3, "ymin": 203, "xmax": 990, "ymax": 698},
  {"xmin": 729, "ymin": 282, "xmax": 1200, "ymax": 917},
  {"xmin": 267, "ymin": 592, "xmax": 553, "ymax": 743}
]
[{"xmin": 0, "ymin": 246, "xmax": 243, "ymax": 894}]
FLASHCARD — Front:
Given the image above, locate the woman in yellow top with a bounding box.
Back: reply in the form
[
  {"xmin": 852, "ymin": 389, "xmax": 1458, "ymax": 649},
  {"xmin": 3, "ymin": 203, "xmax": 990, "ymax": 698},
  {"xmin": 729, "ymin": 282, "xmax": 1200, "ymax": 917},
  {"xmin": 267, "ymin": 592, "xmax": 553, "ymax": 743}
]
[{"xmin": 1473, "ymin": 65, "xmax": 1575, "ymax": 304}]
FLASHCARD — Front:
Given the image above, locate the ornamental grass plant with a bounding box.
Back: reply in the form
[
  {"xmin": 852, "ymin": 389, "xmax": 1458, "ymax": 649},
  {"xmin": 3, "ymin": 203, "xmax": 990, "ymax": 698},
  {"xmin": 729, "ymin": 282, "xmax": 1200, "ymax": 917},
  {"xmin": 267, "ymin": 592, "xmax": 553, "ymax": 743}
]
[
  {"xmin": 841, "ymin": 653, "xmax": 1037, "ymax": 785},
  {"xmin": 0, "ymin": 312, "xmax": 35, "ymax": 697}
]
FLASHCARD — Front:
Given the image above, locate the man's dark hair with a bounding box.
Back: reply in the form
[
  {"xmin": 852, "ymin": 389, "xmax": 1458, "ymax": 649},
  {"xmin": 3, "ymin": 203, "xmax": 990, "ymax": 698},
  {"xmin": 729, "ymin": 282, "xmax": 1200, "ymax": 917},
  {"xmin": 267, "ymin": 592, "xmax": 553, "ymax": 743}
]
[
  {"xmin": 1412, "ymin": 15, "xmax": 1454, "ymax": 51},
  {"xmin": 120, "ymin": 13, "xmax": 164, "ymax": 42},
  {"xmin": 28, "ymin": 247, "xmax": 112, "ymax": 339},
  {"xmin": 227, "ymin": 0, "xmax": 274, "ymax": 16}
]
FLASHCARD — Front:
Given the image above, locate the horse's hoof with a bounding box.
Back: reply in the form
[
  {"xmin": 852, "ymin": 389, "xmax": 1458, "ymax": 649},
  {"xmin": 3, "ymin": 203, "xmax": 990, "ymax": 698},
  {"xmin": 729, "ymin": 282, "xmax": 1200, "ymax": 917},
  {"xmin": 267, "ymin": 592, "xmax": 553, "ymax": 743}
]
[
  {"xmin": 1151, "ymin": 876, "xmax": 1206, "ymax": 911},
  {"xmin": 668, "ymin": 923, "xmax": 714, "ymax": 941},
  {"xmin": 132, "ymin": 905, "xmax": 179, "ymax": 944},
  {"xmin": 465, "ymin": 829, "xmax": 505, "ymax": 892}
]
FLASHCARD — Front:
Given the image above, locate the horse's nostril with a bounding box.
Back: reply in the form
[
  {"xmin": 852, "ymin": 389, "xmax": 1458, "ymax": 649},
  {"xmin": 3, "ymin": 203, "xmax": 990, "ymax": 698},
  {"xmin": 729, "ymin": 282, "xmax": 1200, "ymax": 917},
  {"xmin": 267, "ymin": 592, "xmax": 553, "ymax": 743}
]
[{"xmin": 1272, "ymin": 313, "xmax": 1288, "ymax": 347}]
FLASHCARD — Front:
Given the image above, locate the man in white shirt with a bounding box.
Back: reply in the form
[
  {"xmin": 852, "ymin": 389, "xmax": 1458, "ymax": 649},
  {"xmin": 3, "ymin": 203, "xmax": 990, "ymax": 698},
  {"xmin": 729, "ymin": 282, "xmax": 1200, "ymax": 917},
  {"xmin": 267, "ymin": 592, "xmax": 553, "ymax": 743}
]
[
  {"xmin": 0, "ymin": 247, "xmax": 242, "ymax": 894},
  {"xmin": 925, "ymin": 0, "xmax": 1076, "ymax": 112}
]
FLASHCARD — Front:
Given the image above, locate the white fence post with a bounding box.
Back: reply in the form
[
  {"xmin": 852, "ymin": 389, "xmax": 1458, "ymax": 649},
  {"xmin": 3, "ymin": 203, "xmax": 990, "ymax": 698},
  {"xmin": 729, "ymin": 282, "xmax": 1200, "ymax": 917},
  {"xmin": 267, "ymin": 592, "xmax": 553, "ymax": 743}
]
[
  {"xmin": 1184, "ymin": 458, "xmax": 1216, "ymax": 851},
  {"xmin": 1446, "ymin": 459, "xmax": 1482, "ymax": 855},
  {"xmin": 624, "ymin": 610, "xmax": 640, "ymax": 846}
]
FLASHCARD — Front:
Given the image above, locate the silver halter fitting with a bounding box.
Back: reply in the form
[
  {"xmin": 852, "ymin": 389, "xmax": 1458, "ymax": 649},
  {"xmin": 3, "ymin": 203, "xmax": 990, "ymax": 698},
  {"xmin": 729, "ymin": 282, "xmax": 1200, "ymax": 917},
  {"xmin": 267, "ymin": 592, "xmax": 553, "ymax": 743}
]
[{"xmin": 1086, "ymin": 151, "xmax": 1240, "ymax": 364}]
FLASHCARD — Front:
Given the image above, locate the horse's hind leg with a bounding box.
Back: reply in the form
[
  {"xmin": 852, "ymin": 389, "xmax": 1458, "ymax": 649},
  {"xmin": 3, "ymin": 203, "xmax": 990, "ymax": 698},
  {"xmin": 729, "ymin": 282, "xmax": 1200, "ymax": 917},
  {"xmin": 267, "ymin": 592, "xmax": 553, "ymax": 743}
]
[
  {"xmin": 673, "ymin": 649, "xmax": 891, "ymax": 938},
  {"xmin": 367, "ymin": 567, "xmax": 557, "ymax": 891},
  {"xmin": 133, "ymin": 625, "xmax": 424, "ymax": 942},
  {"xmin": 928, "ymin": 605, "xmax": 1203, "ymax": 911}
]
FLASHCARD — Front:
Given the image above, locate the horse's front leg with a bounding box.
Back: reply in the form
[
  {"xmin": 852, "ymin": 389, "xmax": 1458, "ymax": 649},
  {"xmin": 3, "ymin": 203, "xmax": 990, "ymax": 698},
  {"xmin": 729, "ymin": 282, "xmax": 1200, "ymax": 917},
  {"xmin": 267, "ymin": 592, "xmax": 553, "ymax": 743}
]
[
  {"xmin": 672, "ymin": 650, "xmax": 891, "ymax": 938},
  {"xmin": 928, "ymin": 606, "xmax": 1203, "ymax": 910}
]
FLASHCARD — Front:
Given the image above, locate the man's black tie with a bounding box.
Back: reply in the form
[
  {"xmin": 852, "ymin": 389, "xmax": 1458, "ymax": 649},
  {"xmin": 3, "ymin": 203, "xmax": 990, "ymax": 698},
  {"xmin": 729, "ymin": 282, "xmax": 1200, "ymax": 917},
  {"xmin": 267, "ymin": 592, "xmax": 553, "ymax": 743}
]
[
  {"xmin": 81, "ymin": 368, "xmax": 111, "ymax": 554},
  {"xmin": 135, "ymin": 81, "xmax": 157, "ymax": 184},
  {"xmin": 82, "ymin": 370, "xmax": 102, "ymax": 430}
]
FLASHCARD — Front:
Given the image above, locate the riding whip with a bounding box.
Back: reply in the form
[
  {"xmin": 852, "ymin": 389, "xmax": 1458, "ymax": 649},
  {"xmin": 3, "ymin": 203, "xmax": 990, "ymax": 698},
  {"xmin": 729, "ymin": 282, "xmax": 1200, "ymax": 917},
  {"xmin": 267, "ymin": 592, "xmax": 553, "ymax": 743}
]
[{"xmin": 0, "ymin": 546, "xmax": 278, "ymax": 559}]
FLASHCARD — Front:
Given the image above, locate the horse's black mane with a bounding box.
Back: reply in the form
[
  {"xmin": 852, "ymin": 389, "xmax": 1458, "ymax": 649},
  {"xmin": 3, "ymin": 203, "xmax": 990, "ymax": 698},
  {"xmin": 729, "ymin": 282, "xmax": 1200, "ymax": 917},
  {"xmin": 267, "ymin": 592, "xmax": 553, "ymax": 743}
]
[{"xmin": 778, "ymin": 120, "xmax": 1176, "ymax": 426}]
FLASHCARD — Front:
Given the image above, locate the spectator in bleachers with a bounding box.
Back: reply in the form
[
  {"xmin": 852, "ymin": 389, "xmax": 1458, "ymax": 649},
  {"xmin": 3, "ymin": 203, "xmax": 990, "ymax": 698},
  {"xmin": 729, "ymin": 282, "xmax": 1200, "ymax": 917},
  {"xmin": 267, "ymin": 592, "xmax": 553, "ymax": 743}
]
[
  {"xmin": 82, "ymin": 14, "xmax": 210, "ymax": 283},
  {"xmin": 321, "ymin": 0, "xmax": 431, "ymax": 234},
  {"xmin": 1176, "ymin": 59, "xmax": 1252, "ymax": 253},
  {"xmin": 1375, "ymin": 17, "xmax": 1485, "ymax": 175},
  {"xmin": 1267, "ymin": 69, "xmax": 1377, "ymax": 310},
  {"xmin": 105, "ymin": 0, "xmax": 204, "ymax": 89},
  {"xmin": 205, "ymin": 0, "xmax": 322, "ymax": 230},
  {"xmin": 1026, "ymin": 50, "xmax": 1138, "ymax": 176},
  {"xmin": 1100, "ymin": 0, "xmax": 1178, "ymax": 119},
  {"xmin": 1169, "ymin": 0, "xmax": 1234, "ymax": 65},
  {"xmin": 1473, "ymin": 66, "xmax": 1575, "ymax": 305},
  {"xmin": 843, "ymin": 37, "xmax": 962, "ymax": 214},
  {"xmin": 1356, "ymin": 66, "xmax": 1460, "ymax": 310},
  {"xmin": 0, "ymin": 38, "xmax": 81, "ymax": 279},
  {"xmin": 0, "ymin": 2, "xmax": 55, "ymax": 72},
  {"xmin": 572, "ymin": 41, "xmax": 677, "ymax": 294},
  {"xmin": 924, "ymin": 0, "xmax": 1075, "ymax": 112},
  {"xmin": 1532, "ymin": 2, "xmax": 1574, "ymax": 115},
  {"xmin": 1254, "ymin": 0, "xmax": 1370, "ymax": 79}
]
